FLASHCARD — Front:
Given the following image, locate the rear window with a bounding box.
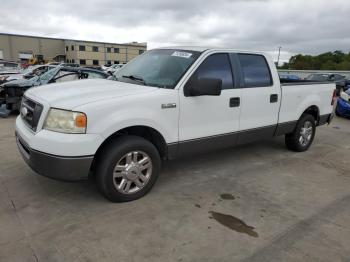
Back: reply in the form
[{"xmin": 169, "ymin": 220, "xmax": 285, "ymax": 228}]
[{"xmin": 238, "ymin": 54, "xmax": 272, "ymax": 88}]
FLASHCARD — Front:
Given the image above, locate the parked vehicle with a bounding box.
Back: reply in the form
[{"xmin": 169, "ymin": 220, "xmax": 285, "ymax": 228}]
[
  {"xmin": 344, "ymin": 79, "xmax": 350, "ymax": 91},
  {"xmin": 106, "ymin": 64, "xmax": 124, "ymax": 75},
  {"xmin": 58, "ymin": 63, "xmax": 80, "ymax": 68},
  {"xmin": 0, "ymin": 60, "xmax": 20, "ymax": 70},
  {"xmin": 335, "ymin": 89, "xmax": 350, "ymax": 118},
  {"xmin": 84, "ymin": 66, "xmax": 103, "ymax": 71},
  {"xmin": 305, "ymin": 73, "xmax": 346, "ymax": 95},
  {"xmin": 15, "ymin": 47, "xmax": 335, "ymax": 202},
  {"xmin": 101, "ymin": 64, "xmax": 112, "ymax": 71},
  {"xmin": 279, "ymin": 74, "xmax": 300, "ymax": 81},
  {"xmin": 1, "ymin": 66, "xmax": 109, "ymax": 114},
  {"xmin": 47, "ymin": 62, "xmax": 61, "ymax": 66},
  {"xmin": 0, "ymin": 65, "xmax": 56, "ymax": 84}
]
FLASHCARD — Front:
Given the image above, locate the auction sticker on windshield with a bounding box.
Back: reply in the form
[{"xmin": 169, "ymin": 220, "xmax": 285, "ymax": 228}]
[{"xmin": 171, "ymin": 51, "xmax": 192, "ymax": 59}]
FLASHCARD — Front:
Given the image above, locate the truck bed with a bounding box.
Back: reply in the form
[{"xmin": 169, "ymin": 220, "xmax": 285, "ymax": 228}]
[{"xmin": 279, "ymin": 81, "xmax": 334, "ymax": 124}]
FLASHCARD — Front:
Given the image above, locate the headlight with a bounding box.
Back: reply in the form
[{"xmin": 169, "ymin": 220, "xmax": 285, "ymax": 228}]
[{"xmin": 44, "ymin": 108, "xmax": 87, "ymax": 134}]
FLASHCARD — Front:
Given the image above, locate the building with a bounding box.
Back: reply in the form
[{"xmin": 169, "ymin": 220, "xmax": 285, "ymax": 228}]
[{"xmin": 0, "ymin": 33, "xmax": 147, "ymax": 65}]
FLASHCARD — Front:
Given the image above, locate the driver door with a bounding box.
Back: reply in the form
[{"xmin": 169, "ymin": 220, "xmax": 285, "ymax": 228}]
[{"xmin": 178, "ymin": 53, "xmax": 241, "ymax": 155}]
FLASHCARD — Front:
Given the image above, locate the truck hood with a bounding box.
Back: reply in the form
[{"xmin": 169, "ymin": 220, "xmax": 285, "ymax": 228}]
[{"xmin": 26, "ymin": 79, "xmax": 158, "ymax": 109}]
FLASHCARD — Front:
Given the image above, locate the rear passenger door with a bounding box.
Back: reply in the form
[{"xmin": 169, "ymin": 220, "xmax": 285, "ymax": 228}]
[{"xmin": 236, "ymin": 53, "xmax": 281, "ymax": 144}]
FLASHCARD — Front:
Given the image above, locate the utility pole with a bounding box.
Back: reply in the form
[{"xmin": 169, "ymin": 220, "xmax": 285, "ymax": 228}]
[{"xmin": 277, "ymin": 46, "xmax": 282, "ymax": 67}]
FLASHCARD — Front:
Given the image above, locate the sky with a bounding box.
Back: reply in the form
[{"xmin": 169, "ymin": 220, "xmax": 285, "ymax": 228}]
[{"xmin": 0, "ymin": 0, "xmax": 349, "ymax": 64}]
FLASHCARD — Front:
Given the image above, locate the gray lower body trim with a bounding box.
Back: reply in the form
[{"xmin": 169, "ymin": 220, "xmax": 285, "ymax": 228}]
[
  {"xmin": 16, "ymin": 133, "xmax": 93, "ymax": 181},
  {"xmin": 177, "ymin": 132, "xmax": 238, "ymax": 157},
  {"xmin": 169, "ymin": 125, "xmax": 277, "ymax": 158},
  {"xmin": 236, "ymin": 125, "xmax": 276, "ymax": 145},
  {"xmin": 274, "ymin": 121, "xmax": 297, "ymax": 136},
  {"xmin": 318, "ymin": 113, "xmax": 333, "ymax": 126}
]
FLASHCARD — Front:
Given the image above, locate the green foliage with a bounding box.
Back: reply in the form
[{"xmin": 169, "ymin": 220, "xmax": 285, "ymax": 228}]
[{"xmin": 285, "ymin": 51, "xmax": 350, "ymax": 70}]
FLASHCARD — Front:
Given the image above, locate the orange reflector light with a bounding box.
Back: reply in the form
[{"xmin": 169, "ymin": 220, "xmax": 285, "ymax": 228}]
[{"xmin": 75, "ymin": 114, "xmax": 87, "ymax": 128}]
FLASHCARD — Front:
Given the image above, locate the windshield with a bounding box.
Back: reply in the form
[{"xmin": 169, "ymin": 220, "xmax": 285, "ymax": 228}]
[
  {"xmin": 305, "ymin": 74, "xmax": 328, "ymax": 81},
  {"xmin": 113, "ymin": 49, "xmax": 201, "ymax": 88},
  {"xmin": 39, "ymin": 67, "xmax": 60, "ymax": 82}
]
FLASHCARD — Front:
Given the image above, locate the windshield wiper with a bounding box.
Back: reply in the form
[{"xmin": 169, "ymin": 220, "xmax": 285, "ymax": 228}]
[{"xmin": 122, "ymin": 75, "xmax": 147, "ymax": 85}]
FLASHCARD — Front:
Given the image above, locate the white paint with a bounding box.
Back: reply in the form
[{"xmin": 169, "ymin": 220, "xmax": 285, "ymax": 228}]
[{"xmin": 16, "ymin": 48, "xmax": 335, "ymax": 158}]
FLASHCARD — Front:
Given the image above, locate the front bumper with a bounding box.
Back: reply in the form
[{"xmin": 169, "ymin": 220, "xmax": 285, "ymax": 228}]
[{"xmin": 16, "ymin": 133, "xmax": 93, "ymax": 181}]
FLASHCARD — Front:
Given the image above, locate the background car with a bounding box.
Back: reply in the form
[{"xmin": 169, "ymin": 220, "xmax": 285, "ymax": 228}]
[
  {"xmin": 305, "ymin": 73, "xmax": 346, "ymax": 95},
  {"xmin": 344, "ymin": 79, "xmax": 350, "ymax": 91},
  {"xmin": 106, "ymin": 63, "xmax": 124, "ymax": 75},
  {"xmin": 336, "ymin": 89, "xmax": 350, "ymax": 118},
  {"xmin": 0, "ymin": 66, "xmax": 109, "ymax": 115},
  {"xmin": 279, "ymin": 74, "xmax": 300, "ymax": 81},
  {"xmin": 0, "ymin": 64, "xmax": 56, "ymax": 84}
]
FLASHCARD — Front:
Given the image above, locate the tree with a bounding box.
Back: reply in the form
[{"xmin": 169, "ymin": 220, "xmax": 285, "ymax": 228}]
[{"xmin": 287, "ymin": 51, "xmax": 350, "ymax": 70}]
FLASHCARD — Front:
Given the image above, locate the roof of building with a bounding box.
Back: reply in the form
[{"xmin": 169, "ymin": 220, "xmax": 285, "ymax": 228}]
[{"xmin": 0, "ymin": 32, "xmax": 147, "ymax": 48}]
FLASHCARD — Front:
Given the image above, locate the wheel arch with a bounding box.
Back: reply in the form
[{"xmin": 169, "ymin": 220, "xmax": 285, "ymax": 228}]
[
  {"xmin": 92, "ymin": 125, "xmax": 169, "ymax": 171},
  {"xmin": 300, "ymin": 105, "xmax": 320, "ymax": 123}
]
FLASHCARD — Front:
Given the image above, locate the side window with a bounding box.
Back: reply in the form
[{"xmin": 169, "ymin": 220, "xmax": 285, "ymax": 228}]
[
  {"xmin": 193, "ymin": 53, "xmax": 234, "ymax": 90},
  {"xmin": 238, "ymin": 54, "xmax": 272, "ymax": 88}
]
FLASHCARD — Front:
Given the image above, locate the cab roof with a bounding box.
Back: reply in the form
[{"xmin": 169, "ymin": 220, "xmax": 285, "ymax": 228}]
[{"xmin": 156, "ymin": 46, "xmax": 266, "ymax": 55}]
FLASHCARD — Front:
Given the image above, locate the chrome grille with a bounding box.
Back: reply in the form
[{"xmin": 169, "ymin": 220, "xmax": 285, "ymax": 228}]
[{"xmin": 20, "ymin": 97, "xmax": 43, "ymax": 131}]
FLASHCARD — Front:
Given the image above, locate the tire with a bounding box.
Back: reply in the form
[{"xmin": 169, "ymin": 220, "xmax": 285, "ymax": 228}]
[
  {"xmin": 95, "ymin": 135, "xmax": 161, "ymax": 202},
  {"xmin": 285, "ymin": 114, "xmax": 316, "ymax": 152}
]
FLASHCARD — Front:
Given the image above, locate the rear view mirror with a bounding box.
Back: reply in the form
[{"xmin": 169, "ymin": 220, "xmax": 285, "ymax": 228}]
[{"xmin": 184, "ymin": 78, "xmax": 222, "ymax": 97}]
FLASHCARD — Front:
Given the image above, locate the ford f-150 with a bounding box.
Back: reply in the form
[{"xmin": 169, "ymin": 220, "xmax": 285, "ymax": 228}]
[{"xmin": 15, "ymin": 47, "xmax": 335, "ymax": 202}]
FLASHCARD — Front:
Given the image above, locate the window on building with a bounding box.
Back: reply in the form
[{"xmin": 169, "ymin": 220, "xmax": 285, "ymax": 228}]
[
  {"xmin": 92, "ymin": 46, "xmax": 99, "ymax": 52},
  {"xmin": 114, "ymin": 61, "xmax": 120, "ymax": 64},
  {"xmin": 93, "ymin": 60, "xmax": 99, "ymax": 65},
  {"xmin": 191, "ymin": 53, "xmax": 234, "ymax": 90},
  {"xmin": 79, "ymin": 45, "xmax": 85, "ymax": 51},
  {"xmin": 114, "ymin": 48, "xmax": 120, "ymax": 53},
  {"xmin": 71, "ymin": 45, "xmax": 74, "ymax": 51},
  {"xmin": 107, "ymin": 60, "xmax": 111, "ymax": 65},
  {"xmin": 66, "ymin": 46, "xmax": 69, "ymax": 51},
  {"xmin": 80, "ymin": 59, "xmax": 86, "ymax": 65},
  {"xmin": 139, "ymin": 50, "xmax": 144, "ymax": 55},
  {"xmin": 71, "ymin": 59, "xmax": 75, "ymax": 63},
  {"xmin": 237, "ymin": 54, "xmax": 272, "ymax": 88},
  {"xmin": 106, "ymin": 47, "xmax": 111, "ymax": 53}
]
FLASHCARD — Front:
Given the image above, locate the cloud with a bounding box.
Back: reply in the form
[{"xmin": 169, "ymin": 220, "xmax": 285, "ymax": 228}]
[{"xmin": 0, "ymin": 0, "xmax": 349, "ymax": 62}]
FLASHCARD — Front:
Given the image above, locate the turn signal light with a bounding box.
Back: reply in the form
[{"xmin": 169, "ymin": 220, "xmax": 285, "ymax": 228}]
[{"xmin": 75, "ymin": 114, "xmax": 87, "ymax": 128}]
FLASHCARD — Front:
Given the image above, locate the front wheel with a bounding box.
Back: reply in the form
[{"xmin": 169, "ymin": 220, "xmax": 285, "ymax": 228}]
[
  {"xmin": 95, "ymin": 136, "xmax": 161, "ymax": 202},
  {"xmin": 285, "ymin": 114, "xmax": 316, "ymax": 152}
]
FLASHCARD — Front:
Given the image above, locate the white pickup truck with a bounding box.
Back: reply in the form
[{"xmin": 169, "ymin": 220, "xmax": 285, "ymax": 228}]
[{"xmin": 15, "ymin": 47, "xmax": 335, "ymax": 202}]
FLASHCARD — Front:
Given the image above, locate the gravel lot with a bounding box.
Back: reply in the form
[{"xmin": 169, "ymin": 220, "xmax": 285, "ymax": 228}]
[{"xmin": 1, "ymin": 115, "xmax": 350, "ymax": 262}]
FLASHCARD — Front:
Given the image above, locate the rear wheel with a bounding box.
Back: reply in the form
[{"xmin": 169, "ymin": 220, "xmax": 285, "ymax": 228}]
[
  {"xmin": 285, "ymin": 114, "xmax": 316, "ymax": 152},
  {"xmin": 95, "ymin": 136, "xmax": 161, "ymax": 202}
]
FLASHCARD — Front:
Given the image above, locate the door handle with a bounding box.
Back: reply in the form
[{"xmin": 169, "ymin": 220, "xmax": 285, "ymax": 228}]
[
  {"xmin": 270, "ymin": 94, "xmax": 278, "ymax": 103},
  {"xmin": 230, "ymin": 97, "xmax": 240, "ymax": 107}
]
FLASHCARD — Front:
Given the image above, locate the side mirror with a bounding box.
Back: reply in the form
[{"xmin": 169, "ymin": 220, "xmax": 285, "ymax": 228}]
[{"xmin": 184, "ymin": 77, "xmax": 222, "ymax": 97}]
